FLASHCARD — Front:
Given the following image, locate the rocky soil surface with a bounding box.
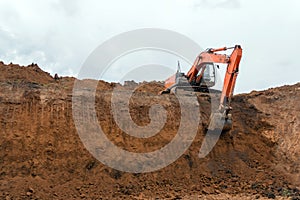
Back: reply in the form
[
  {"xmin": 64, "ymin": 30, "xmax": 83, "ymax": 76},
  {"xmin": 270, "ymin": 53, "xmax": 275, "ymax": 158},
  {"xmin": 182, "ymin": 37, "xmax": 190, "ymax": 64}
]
[{"xmin": 0, "ymin": 62, "xmax": 299, "ymax": 199}]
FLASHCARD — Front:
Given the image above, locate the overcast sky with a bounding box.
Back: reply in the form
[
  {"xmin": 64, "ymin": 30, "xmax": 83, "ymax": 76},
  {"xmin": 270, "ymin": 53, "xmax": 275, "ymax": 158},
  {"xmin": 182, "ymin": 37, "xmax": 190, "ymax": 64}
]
[{"xmin": 0, "ymin": 0, "xmax": 299, "ymax": 93}]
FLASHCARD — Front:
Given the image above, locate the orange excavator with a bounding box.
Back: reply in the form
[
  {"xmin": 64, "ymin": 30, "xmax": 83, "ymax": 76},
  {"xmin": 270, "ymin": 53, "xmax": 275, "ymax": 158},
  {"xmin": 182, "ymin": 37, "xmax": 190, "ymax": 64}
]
[{"xmin": 160, "ymin": 45, "xmax": 243, "ymax": 131}]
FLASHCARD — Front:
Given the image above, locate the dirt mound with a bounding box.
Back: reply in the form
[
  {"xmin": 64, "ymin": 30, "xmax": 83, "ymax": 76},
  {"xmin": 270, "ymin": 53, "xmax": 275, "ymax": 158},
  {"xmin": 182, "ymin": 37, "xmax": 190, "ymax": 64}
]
[
  {"xmin": 0, "ymin": 61, "xmax": 54, "ymax": 84},
  {"xmin": 0, "ymin": 62, "xmax": 299, "ymax": 199}
]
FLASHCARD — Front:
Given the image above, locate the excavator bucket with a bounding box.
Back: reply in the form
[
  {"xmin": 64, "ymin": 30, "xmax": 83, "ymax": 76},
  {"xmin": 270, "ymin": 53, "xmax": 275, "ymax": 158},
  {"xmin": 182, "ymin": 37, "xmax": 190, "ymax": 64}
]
[{"xmin": 208, "ymin": 112, "xmax": 232, "ymax": 132}]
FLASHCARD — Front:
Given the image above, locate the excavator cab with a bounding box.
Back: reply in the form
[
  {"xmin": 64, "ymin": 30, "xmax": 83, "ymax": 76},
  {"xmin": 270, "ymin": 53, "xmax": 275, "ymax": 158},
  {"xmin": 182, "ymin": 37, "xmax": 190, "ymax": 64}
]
[
  {"xmin": 160, "ymin": 62, "xmax": 217, "ymax": 94},
  {"xmin": 190, "ymin": 62, "xmax": 217, "ymax": 92},
  {"xmin": 200, "ymin": 63, "xmax": 216, "ymax": 88}
]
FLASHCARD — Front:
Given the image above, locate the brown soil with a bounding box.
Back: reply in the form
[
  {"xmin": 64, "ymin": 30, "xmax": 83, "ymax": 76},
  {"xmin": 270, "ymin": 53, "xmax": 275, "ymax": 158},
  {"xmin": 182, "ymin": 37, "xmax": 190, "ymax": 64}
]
[{"xmin": 0, "ymin": 62, "xmax": 299, "ymax": 199}]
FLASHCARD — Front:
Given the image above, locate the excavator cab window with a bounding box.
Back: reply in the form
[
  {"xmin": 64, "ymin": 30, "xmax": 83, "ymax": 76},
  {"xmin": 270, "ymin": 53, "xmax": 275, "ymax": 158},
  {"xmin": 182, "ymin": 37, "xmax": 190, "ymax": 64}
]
[{"xmin": 202, "ymin": 63, "xmax": 216, "ymax": 87}]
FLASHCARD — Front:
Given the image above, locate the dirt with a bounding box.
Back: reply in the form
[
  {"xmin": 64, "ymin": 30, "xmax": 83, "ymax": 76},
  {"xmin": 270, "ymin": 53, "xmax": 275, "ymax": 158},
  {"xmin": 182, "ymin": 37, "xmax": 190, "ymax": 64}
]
[{"xmin": 0, "ymin": 62, "xmax": 299, "ymax": 199}]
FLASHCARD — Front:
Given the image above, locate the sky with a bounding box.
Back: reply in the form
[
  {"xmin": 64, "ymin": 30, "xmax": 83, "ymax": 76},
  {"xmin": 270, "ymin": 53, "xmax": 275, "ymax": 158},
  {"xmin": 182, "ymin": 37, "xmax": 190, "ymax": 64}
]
[{"xmin": 0, "ymin": 0, "xmax": 299, "ymax": 93}]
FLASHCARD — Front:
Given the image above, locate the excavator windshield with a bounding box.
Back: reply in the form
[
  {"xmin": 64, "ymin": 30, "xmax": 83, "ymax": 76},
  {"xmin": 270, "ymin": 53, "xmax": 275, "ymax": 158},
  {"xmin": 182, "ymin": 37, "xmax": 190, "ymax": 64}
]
[{"xmin": 201, "ymin": 63, "xmax": 215, "ymax": 87}]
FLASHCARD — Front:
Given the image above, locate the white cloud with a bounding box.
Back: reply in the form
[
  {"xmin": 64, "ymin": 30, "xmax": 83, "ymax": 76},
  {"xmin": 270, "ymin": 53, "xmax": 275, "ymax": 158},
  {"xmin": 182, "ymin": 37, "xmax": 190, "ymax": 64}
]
[
  {"xmin": 193, "ymin": 0, "xmax": 241, "ymax": 9},
  {"xmin": 0, "ymin": 0, "xmax": 299, "ymax": 93}
]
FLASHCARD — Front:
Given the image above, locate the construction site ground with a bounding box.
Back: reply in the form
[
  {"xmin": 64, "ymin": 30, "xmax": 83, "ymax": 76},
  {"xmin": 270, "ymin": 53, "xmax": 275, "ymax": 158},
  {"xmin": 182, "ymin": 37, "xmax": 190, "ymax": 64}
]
[{"xmin": 0, "ymin": 62, "xmax": 299, "ymax": 199}]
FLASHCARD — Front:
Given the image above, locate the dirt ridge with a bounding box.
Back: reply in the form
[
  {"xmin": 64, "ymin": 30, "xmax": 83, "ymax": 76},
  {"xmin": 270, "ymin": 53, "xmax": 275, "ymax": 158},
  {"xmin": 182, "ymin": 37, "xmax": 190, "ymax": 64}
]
[{"xmin": 0, "ymin": 62, "xmax": 299, "ymax": 199}]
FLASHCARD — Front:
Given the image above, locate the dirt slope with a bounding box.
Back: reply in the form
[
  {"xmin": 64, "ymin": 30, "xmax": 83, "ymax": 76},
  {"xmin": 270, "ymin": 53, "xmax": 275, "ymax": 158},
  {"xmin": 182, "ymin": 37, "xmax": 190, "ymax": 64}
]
[{"xmin": 0, "ymin": 62, "xmax": 299, "ymax": 199}]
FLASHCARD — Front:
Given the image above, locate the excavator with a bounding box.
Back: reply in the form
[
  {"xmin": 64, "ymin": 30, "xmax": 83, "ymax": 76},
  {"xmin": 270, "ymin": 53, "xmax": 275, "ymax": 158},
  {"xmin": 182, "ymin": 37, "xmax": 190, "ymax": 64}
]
[{"xmin": 160, "ymin": 45, "xmax": 243, "ymax": 131}]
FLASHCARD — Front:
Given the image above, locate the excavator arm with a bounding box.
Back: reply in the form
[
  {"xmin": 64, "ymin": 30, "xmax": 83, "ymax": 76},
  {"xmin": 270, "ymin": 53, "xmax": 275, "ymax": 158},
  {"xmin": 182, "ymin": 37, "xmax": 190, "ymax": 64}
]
[
  {"xmin": 219, "ymin": 45, "xmax": 242, "ymax": 112},
  {"xmin": 209, "ymin": 45, "xmax": 242, "ymax": 131}
]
